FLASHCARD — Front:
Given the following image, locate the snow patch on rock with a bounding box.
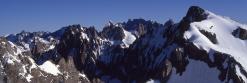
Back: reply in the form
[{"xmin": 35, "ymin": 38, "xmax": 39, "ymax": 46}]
[
  {"xmin": 38, "ymin": 61, "xmax": 61, "ymax": 76},
  {"xmin": 26, "ymin": 74, "xmax": 33, "ymax": 82},
  {"xmin": 235, "ymin": 65, "xmax": 247, "ymax": 82},
  {"xmin": 122, "ymin": 29, "xmax": 136, "ymax": 47},
  {"xmin": 146, "ymin": 79, "xmax": 160, "ymax": 83},
  {"xmin": 81, "ymin": 32, "xmax": 89, "ymax": 41}
]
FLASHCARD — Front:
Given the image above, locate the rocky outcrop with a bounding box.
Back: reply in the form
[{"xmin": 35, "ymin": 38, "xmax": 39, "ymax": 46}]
[
  {"xmin": 232, "ymin": 26, "xmax": 247, "ymax": 40},
  {"xmin": 185, "ymin": 6, "xmax": 208, "ymax": 22},
  {"xmin": 199, "ymin": 30, "xmax": 218, "ymax": 44},
  {"xmin": 101, "ymin": 22, "xmax": 125, "ymax": 40}
]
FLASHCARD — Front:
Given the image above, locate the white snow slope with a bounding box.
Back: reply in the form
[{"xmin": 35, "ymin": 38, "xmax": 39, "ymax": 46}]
[
  {"xmin": 122, "ymin": 29, "xmax": 136, "ymax": 47},
  {"xmin": 38, "ymin": 61, "xmax": 61, "ymax": 76},
  {"xmin": 168, "ymin": 59, "xmax": 222, "ymax": 83}
]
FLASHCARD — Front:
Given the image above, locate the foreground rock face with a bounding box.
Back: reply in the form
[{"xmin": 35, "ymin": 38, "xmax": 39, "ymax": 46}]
[{"xmin": 0, "ymin": 6, "xmax": 247, "ymax": 83}]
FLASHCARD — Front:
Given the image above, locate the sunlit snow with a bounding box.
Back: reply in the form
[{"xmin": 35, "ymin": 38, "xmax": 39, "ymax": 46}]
[
  {"xmin": 184, "ymin": 10, "xmax": 247, "ymax": 81},
  {"xmin": 38, "ymin": 61, "xmax": 61, "ymax": 76}
]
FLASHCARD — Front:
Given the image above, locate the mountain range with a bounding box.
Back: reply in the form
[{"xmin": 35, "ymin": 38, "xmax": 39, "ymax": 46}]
[{"xmin": 0, "ymin": 6, "xmax": 247, "ymax": 83}]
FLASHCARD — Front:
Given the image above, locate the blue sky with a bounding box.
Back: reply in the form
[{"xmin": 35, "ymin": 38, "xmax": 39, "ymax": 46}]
[{"xmin": 0, "ymin": 0, "xmax": 247, "ymax": 36}]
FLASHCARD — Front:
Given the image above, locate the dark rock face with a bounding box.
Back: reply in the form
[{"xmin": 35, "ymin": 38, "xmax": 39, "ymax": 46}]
[
  {"xmin": 199, "ymin": 30, "xmax": 218, "ymax": 44},
  {"xmin": 186, "ymin": 6, "xmax": 208, "ymax": 22},
  {"xmin": 101, "ymin": 25, "xmax": 125, "ymax": 40},
  {"xmin": 136, "ymin": 23, "xmax": 146, "ymax": 37},
  {"xmin": 169, "ymin": 47, "xmax": 188, "ymax": 76},
  {"xmin": 232, "ymin": 26, "xmax": 247, "ymax": 40},
  {"xmin": 123, "ymin": 19, "xmax": 160, "ymax": 37},
  {"xmin": 56, "ymin": 25, "xmax": 101, "ymax": 80},
  {"xmin": 0, "ymin": 6, "xmax": 246, "ymax": 83}
]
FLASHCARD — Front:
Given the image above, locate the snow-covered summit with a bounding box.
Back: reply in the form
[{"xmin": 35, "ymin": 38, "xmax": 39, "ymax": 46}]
[{"xmin": 184, "ymin": 9, "xmax": 247, "ymax": 82}]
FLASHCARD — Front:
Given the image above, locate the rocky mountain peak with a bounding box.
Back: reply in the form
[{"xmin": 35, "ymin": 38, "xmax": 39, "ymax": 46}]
[
  {"xmin": 101, "ymin": 22, "xmax": 126, "ymax": 40},
  {"xmin": 185, "ymin": 6, "xmax": 208, "ymax": 22},
  {"xmin": 164, "ymin": 19, "xmax": 174, "ymax": 27}
]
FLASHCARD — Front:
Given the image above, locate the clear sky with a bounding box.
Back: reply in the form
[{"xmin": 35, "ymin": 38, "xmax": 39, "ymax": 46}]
[{"xmin": 0, "ymin": 0, "xmax": 247, "ymax": 36}]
